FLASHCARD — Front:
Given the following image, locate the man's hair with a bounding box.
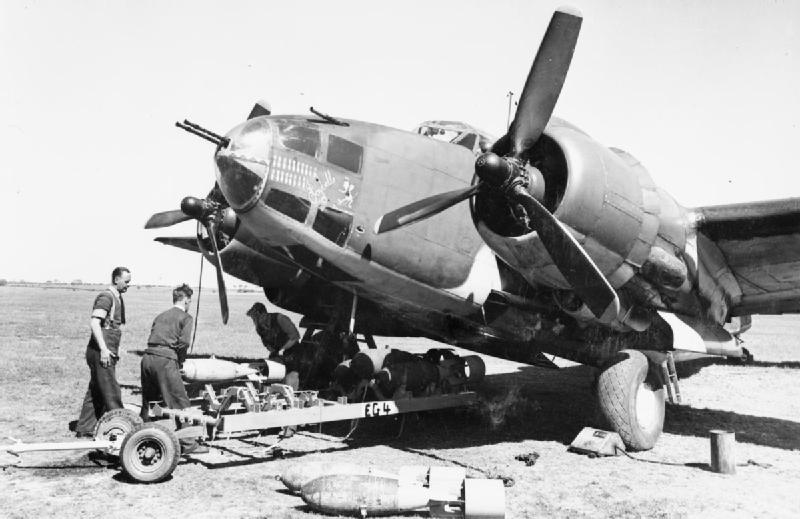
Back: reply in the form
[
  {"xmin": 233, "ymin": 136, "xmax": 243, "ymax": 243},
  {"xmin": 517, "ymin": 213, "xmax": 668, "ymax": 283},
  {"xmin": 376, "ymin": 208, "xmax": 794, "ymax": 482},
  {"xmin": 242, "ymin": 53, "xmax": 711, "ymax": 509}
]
[
  {"xmin": 246, "ymin": 302, "xmax": 268, "ymax": 318},
  {"xmin": 111, "ymin": 267, "xmax": 130, "ymax": 283},
  {"xmin": 173, "ymin": 283, "xmax": 193, "ymax": 303}
]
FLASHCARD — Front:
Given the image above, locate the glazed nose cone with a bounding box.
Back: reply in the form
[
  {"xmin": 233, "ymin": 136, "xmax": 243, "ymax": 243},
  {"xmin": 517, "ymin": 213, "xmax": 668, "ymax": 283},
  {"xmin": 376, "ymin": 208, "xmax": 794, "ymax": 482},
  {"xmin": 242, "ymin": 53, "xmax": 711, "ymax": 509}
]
[{"xmin": 215, "ymin": 118, "xmax": 271, "ymax": 210}]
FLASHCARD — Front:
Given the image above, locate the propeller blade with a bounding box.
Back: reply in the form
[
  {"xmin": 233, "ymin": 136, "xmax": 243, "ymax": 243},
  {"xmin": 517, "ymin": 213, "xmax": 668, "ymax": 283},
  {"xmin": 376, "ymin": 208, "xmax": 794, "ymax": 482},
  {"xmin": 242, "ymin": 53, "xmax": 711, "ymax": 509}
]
[
  {"xmin": 374, "ymin": 184, "xmax": 480, "ymax": 234},
  {"xmin": 203, "ymin": 221, "xmax": 230, "ymax": 325},
  {"xmin": 509, "ymin": 7, "xmax": 582, "ymax": 158},
  {"xmin": 144, "ymin": 210, "xmax": 192, "ymax": 229},
  {"xmin": 515, "ymin": 191, "xmax": 619, "ymax": 320}
]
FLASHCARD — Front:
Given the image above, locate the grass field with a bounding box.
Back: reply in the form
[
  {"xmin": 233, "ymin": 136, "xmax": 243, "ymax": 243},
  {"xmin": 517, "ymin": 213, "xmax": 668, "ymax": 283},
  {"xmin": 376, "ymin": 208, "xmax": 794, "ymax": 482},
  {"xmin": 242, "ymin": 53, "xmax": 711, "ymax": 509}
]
[{"xmin": 1, "ymin": 285, "xmax": 799, "ymax": 518}]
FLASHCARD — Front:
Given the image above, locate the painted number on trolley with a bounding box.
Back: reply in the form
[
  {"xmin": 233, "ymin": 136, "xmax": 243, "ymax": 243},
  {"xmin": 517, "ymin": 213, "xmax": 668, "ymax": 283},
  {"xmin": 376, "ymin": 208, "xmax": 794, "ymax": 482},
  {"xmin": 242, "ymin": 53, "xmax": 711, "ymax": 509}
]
[{"xmin": 363, "ymin": 401, "xmax": 398, "ymax": 417}]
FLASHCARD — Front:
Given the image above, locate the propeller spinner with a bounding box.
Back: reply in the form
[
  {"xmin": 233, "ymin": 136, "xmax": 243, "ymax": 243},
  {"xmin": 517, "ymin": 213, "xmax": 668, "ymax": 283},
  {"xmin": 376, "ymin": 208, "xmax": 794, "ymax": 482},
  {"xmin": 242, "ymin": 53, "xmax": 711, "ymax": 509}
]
[
  {"xmin": 375, "ymin": 7, "xmax": 620, "ymax": 321},
  {"xmin": 144, "ymin": 189, "xmax": 231, "ymax": 324}
]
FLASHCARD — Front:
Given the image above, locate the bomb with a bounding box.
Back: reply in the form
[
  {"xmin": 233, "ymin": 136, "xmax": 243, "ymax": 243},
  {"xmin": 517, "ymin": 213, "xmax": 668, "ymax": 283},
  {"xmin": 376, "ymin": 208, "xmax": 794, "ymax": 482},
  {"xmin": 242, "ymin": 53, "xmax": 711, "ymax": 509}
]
[
  {"xmin": 299, "ymin": 471, "xmax": 506, "ymax": 518},
  {"xmin": 350, "ymin": 349, "xmax": 419, "ymax": 378},
  {"xmin": 247, "ymin": 359, "xmax": 286, "ymax": 382},
  {"xmin": 281, "ymin": 463, "xmax": 464, "ymax": 496},
  {"xmin": 374, "ymin": 359, "xmax": 440, "ymax": 394},
  {"xmin": 350, "ymin": 349, "xmax": 391, "ymax": 378},
  {"xmin": 280, "ymin": 462, "xmax": 401, "ymax": 493},
  {"xmin": 301, "ymin": 474, "xmax": 430, "ymax": 516},
  {"xmin": 180, "ymin": 357, "xmax": 284, "ymax": 382},
  {"xmin": 332, "ymin": 360, "xmax": 360, "ymax": 393}
]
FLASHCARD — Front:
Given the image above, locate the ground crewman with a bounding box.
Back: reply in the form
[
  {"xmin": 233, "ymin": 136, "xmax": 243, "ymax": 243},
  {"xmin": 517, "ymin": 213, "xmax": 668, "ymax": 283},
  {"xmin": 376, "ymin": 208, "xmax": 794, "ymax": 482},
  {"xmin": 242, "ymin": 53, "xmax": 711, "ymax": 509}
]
[
  {"xmin": 246, "ymin": 302, "xmax": 300, "ymax": 357},
  {"xmin": 72, "ymin": 267, "xmax": 131, "ymax": 437},
  {"xmin": 139, "ymin": 284, "xmax": 207, "ymax": 455}
]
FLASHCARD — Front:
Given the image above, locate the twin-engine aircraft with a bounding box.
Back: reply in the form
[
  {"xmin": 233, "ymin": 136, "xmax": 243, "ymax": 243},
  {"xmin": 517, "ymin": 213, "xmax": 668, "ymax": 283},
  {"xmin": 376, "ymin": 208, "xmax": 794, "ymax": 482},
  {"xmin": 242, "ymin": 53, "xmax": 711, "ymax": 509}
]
[{"xmin": 146, "ymin": 7, "xmax": 800, "ymax": 450}]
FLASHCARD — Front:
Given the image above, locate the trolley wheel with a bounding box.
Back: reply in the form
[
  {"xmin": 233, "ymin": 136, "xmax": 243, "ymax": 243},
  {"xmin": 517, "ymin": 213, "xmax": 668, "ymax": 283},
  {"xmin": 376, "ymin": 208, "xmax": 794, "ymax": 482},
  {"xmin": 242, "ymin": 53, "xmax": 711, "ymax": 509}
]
[
  {"xmin": 120, "ymin": 423, "xmax": 180, "ymax": 483},
  {"xmin": 93, "ymin": 409, "xmax": 144, "ymax": 456}
]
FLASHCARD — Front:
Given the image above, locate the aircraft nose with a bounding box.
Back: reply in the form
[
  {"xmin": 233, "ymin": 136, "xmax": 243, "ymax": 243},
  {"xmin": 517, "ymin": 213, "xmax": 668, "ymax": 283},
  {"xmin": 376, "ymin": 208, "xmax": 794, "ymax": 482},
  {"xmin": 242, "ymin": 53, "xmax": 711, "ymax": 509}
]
[
  {"xmin": 215, "ymin": 153, "xmax": 265, "ymax": 210},
  {"xmin": 215, "ymin": 118, "xmax": 272, "ymax": 210}
]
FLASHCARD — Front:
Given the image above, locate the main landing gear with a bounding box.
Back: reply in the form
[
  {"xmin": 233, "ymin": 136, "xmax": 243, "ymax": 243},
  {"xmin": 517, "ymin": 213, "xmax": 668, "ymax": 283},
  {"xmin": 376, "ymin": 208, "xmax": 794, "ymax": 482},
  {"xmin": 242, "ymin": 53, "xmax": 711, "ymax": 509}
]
[{"xmin": 596, "ymin": 349, "xmax": 666, "ymax": 451}]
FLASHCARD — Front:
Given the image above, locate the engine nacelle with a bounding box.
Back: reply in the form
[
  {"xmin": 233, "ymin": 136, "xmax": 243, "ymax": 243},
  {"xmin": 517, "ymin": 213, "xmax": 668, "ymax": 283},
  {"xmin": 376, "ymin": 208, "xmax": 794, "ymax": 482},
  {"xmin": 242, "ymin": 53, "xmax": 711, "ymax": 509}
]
[
  {"xmin": 474, "ymin": 119, "xmax": 691, "ymax": 325},
  {"xmin": 198, "ymin": 217, "xmax": 305, "ymax": 290}
]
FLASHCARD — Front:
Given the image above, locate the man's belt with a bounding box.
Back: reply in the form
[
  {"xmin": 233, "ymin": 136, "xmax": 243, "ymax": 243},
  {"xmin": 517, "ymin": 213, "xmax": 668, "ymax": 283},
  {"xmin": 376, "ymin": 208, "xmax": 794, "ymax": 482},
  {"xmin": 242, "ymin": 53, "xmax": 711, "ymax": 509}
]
[{"xmin": 144, "ymin": 345, "xmax": 179, "ymax": 360}]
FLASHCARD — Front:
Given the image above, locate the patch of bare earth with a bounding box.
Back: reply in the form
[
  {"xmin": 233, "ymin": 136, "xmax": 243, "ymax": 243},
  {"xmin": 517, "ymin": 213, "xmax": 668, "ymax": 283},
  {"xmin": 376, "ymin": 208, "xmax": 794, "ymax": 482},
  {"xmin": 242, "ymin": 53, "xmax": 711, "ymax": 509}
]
[{"xmin": 1, "ymin": 287, "xmax": 798, "ymax": 518}]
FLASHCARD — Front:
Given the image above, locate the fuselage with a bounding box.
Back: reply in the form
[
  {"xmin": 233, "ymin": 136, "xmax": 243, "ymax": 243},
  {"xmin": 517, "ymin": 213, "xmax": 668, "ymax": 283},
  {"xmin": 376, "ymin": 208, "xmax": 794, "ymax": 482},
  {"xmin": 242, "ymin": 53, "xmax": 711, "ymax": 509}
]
[
  {"xmin": 210, "ymin": 113, "xmax": 733, "ymax": 358},
  {"xmin": 214, "ymin": 116, "xmax": 529, "ymax": 344}
]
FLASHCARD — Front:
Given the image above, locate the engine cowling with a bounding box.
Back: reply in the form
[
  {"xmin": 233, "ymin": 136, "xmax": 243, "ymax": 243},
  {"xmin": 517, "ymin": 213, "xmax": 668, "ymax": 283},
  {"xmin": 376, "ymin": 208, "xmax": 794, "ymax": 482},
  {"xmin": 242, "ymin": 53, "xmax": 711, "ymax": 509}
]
[
  {"xmin": 473, "ymin": 119, "xmax": 691, "ymax": 328},
  {"xmin": 195, "ymin": 212, "xmax": 304, "ymax": 290}
]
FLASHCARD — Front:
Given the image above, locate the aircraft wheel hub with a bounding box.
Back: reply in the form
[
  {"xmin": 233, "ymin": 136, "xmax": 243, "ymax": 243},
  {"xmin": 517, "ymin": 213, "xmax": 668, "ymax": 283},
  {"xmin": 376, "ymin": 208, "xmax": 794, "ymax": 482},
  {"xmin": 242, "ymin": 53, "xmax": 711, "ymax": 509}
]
[{"xmin": 636, "ymin": 383, "xmax": 660, "ymax": 432}]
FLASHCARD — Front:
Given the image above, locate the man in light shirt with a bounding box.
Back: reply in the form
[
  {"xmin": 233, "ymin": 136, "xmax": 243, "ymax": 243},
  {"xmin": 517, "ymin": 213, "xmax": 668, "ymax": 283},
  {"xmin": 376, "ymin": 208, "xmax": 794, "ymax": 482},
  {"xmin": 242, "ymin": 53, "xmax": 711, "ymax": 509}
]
[{"xmin": 72, "ymin": 267, "xmax": 131, "ymax": 437}]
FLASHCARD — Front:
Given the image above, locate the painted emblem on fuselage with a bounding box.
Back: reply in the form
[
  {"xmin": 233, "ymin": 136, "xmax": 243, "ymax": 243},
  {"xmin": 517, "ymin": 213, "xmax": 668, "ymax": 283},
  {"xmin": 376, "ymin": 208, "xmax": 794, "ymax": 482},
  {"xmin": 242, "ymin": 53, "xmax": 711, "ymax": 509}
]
[{"xmin": 337, "ymin": 177, "xmax": 355, "ymax": 209}]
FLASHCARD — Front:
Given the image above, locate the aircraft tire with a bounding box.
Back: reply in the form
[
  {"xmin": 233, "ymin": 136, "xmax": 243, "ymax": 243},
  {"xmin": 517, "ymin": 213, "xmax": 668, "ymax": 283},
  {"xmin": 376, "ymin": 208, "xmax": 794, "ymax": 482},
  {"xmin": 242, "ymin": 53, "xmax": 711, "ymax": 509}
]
[
  {"xmin": 597, "ymin": 349, "xmax": 665, "ymax": 451},
  {"xmin": 120, "ymin": 423, "xmax": 180, "ymax": 483},
  {"xmin": 93, "ymin": 409, "xmax": 144, "ymax": 456}
]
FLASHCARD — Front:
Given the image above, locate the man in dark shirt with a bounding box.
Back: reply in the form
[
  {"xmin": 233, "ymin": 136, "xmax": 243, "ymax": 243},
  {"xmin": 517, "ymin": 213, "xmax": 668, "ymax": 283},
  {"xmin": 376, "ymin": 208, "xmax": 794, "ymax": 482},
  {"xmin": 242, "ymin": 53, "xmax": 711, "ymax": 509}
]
[
  {"xmin": 140, "ymin": 284, "xmax": 207, "ymax": 455},
  {"xmin": 245, "ymin": 302, "xmax": 300, "ymax": 357},
  {"xmin": 72, "ymin": 266, "xmax": 131, "ymax": 437}
]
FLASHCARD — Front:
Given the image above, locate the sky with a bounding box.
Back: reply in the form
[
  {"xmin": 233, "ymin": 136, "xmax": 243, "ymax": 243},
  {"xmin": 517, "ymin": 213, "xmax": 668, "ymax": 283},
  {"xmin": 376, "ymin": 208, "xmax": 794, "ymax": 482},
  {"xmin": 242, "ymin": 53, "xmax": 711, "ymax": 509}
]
[{"xmin": 2, "ymin": 0, "xmax": 799, "ymax": 285}]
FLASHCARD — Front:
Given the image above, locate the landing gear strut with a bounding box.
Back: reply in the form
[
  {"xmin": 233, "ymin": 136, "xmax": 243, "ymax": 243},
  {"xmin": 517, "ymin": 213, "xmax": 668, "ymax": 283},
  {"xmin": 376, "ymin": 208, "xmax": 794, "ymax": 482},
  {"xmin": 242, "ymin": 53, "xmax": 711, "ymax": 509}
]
[{"xmin": 596, "ymin": 349, "xmax": 665, "ymax": 451}]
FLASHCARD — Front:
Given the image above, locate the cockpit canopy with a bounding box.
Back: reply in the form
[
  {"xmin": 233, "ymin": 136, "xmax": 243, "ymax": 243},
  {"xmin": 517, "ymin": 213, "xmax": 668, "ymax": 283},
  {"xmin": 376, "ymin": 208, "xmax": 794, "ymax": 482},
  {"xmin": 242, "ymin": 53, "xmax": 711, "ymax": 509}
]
[{"xmin": 413, "ymin": 120, "xmax": 495, "ymax": 155}]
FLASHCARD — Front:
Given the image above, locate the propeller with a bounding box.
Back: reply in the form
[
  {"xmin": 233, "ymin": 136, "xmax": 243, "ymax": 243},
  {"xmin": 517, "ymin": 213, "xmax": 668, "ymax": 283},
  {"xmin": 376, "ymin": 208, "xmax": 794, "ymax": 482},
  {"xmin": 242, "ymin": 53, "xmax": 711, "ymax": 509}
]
[
  {"xmin": 196, "ymin": 215, "xmax": 230, "ymax": 325},
  {"xmin": 144, "ymin": 188, "xmax": 232, "ymax": 324},
  {"xmin": 144, "ymin": 210, "xmax": 192, "ymax": 229},
  {"xmin": 506, "ymin": 6, "xmax": 582, "ymax": 158},
  {"xmin": 375, "ymin": 8, "xmax": 620, "ymax": 321},
  {"xmin": 377, "ymin": 7, "xmax": 582, "ymax": 235},
  {"xmin": 374, "ymin": 185, "xmax": 480, "ymax": 234}
]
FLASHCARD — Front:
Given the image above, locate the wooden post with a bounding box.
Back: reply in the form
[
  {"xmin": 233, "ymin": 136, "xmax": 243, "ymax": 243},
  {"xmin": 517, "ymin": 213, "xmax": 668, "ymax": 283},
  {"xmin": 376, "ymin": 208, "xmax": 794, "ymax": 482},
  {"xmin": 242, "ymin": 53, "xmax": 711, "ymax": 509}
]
[{"xmin": 710, "ymin": 430, "xmax": 736, "ymax": 474}]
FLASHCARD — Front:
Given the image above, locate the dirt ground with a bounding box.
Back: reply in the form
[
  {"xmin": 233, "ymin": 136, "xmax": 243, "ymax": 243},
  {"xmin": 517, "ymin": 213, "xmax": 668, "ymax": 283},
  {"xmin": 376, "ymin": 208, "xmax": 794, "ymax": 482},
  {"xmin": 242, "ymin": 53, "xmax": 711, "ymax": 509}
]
[{"xmin": 1, "ymin": 285, "xmax": 799, "ymax": 518}]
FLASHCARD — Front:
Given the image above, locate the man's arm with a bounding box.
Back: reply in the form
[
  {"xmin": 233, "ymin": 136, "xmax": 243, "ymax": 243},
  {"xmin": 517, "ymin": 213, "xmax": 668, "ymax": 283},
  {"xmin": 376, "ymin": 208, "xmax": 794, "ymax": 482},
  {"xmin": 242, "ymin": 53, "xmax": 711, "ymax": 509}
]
[
  {"xmin": 176, "ymin": 315, "xmax": 194, "ymax": 365},
  {"xmin": 90, "ymin": 291, "xmax": 117, "ymax": 368},
  {"xmin": 89, "ymin": 312, "xmax": 115, "ymax": 367},
  {"xmin": 276, "ymin": 314, "xmax": 300, "ymax": 355}
]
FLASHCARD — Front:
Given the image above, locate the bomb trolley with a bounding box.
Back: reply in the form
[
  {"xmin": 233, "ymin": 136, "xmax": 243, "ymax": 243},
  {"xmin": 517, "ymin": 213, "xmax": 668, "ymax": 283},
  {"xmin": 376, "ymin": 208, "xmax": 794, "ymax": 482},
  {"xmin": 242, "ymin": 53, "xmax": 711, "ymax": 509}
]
[
  {"xmin": 129, "ymin": 379, "xmax": 478, "ymax": 483},
  {"xmin": 2, "ymin": 355, "xmax": 482, "ymax": 484}
]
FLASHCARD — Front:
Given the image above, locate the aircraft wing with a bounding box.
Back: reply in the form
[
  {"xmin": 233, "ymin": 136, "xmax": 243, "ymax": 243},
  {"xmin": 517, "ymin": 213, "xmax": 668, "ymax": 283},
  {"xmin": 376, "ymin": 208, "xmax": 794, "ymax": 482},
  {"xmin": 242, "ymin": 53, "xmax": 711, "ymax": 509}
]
[
  {"xmin": 155, "ymin": 236, "xmax": 202, "ymax": 254},
  {"xmin": 695, "ymin": 197, "xmax": 800, "ymax": 316}
]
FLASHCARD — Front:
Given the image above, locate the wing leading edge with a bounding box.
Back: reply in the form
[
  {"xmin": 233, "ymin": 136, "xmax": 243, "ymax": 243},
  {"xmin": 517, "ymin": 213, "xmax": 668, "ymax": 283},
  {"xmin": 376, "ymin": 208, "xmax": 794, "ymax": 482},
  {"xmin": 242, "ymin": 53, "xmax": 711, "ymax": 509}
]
[{"xmin": 695, "ymin": 197, "xmax": 800, "ymax": 316}]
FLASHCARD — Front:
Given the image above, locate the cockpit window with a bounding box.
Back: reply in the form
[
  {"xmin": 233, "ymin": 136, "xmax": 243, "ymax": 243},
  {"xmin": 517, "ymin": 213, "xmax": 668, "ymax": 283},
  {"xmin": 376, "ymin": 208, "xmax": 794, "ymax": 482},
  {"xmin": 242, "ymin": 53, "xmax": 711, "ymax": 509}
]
[
  {"xmin": 327, "ymin": 135, "xmax": 363, "ymax": 174},
  {"xmin": 415, "ymin": 121, "xmax": 494, "ymax": 155},
  {"xmin": 418, "ymin": 125, "xmax": 462, "ymax": 143},
  {"xmin": 276, "ymin": 121, "xmax": 320, "ymax": 158},
  {"xmin": 454, "ymin": 133, "xmax": 477, "ymax": 151},
  {"xmin": 230, "ymin": 118, "xmax": 271, "ymax": 154}
]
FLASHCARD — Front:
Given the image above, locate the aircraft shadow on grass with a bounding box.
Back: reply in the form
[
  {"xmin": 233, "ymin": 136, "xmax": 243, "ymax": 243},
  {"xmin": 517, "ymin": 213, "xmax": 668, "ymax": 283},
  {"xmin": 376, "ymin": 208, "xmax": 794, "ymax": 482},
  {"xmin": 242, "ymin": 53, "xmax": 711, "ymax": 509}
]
[
  {"xmin": 746, "ymin": 360, "xmax": 800, "ymax": 369},
  {"xmin": 312, "ymin": 365, "xmax": 800, "ymax": 453},
  {"xmin": 676, "ymin": 356, "xmax": 800, "ymax": 378},
  {"xmin": 664, "ymin": 406, "xmax": 800, "ymax": 451}
]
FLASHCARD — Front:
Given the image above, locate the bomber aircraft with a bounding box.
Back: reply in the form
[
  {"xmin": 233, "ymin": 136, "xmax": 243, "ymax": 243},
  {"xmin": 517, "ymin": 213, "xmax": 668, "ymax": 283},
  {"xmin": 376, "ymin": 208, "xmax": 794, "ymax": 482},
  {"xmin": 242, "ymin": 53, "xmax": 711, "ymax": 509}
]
[{"xmin": 146, "ymin": 7, "xmax": 800, "ymax": 450}]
